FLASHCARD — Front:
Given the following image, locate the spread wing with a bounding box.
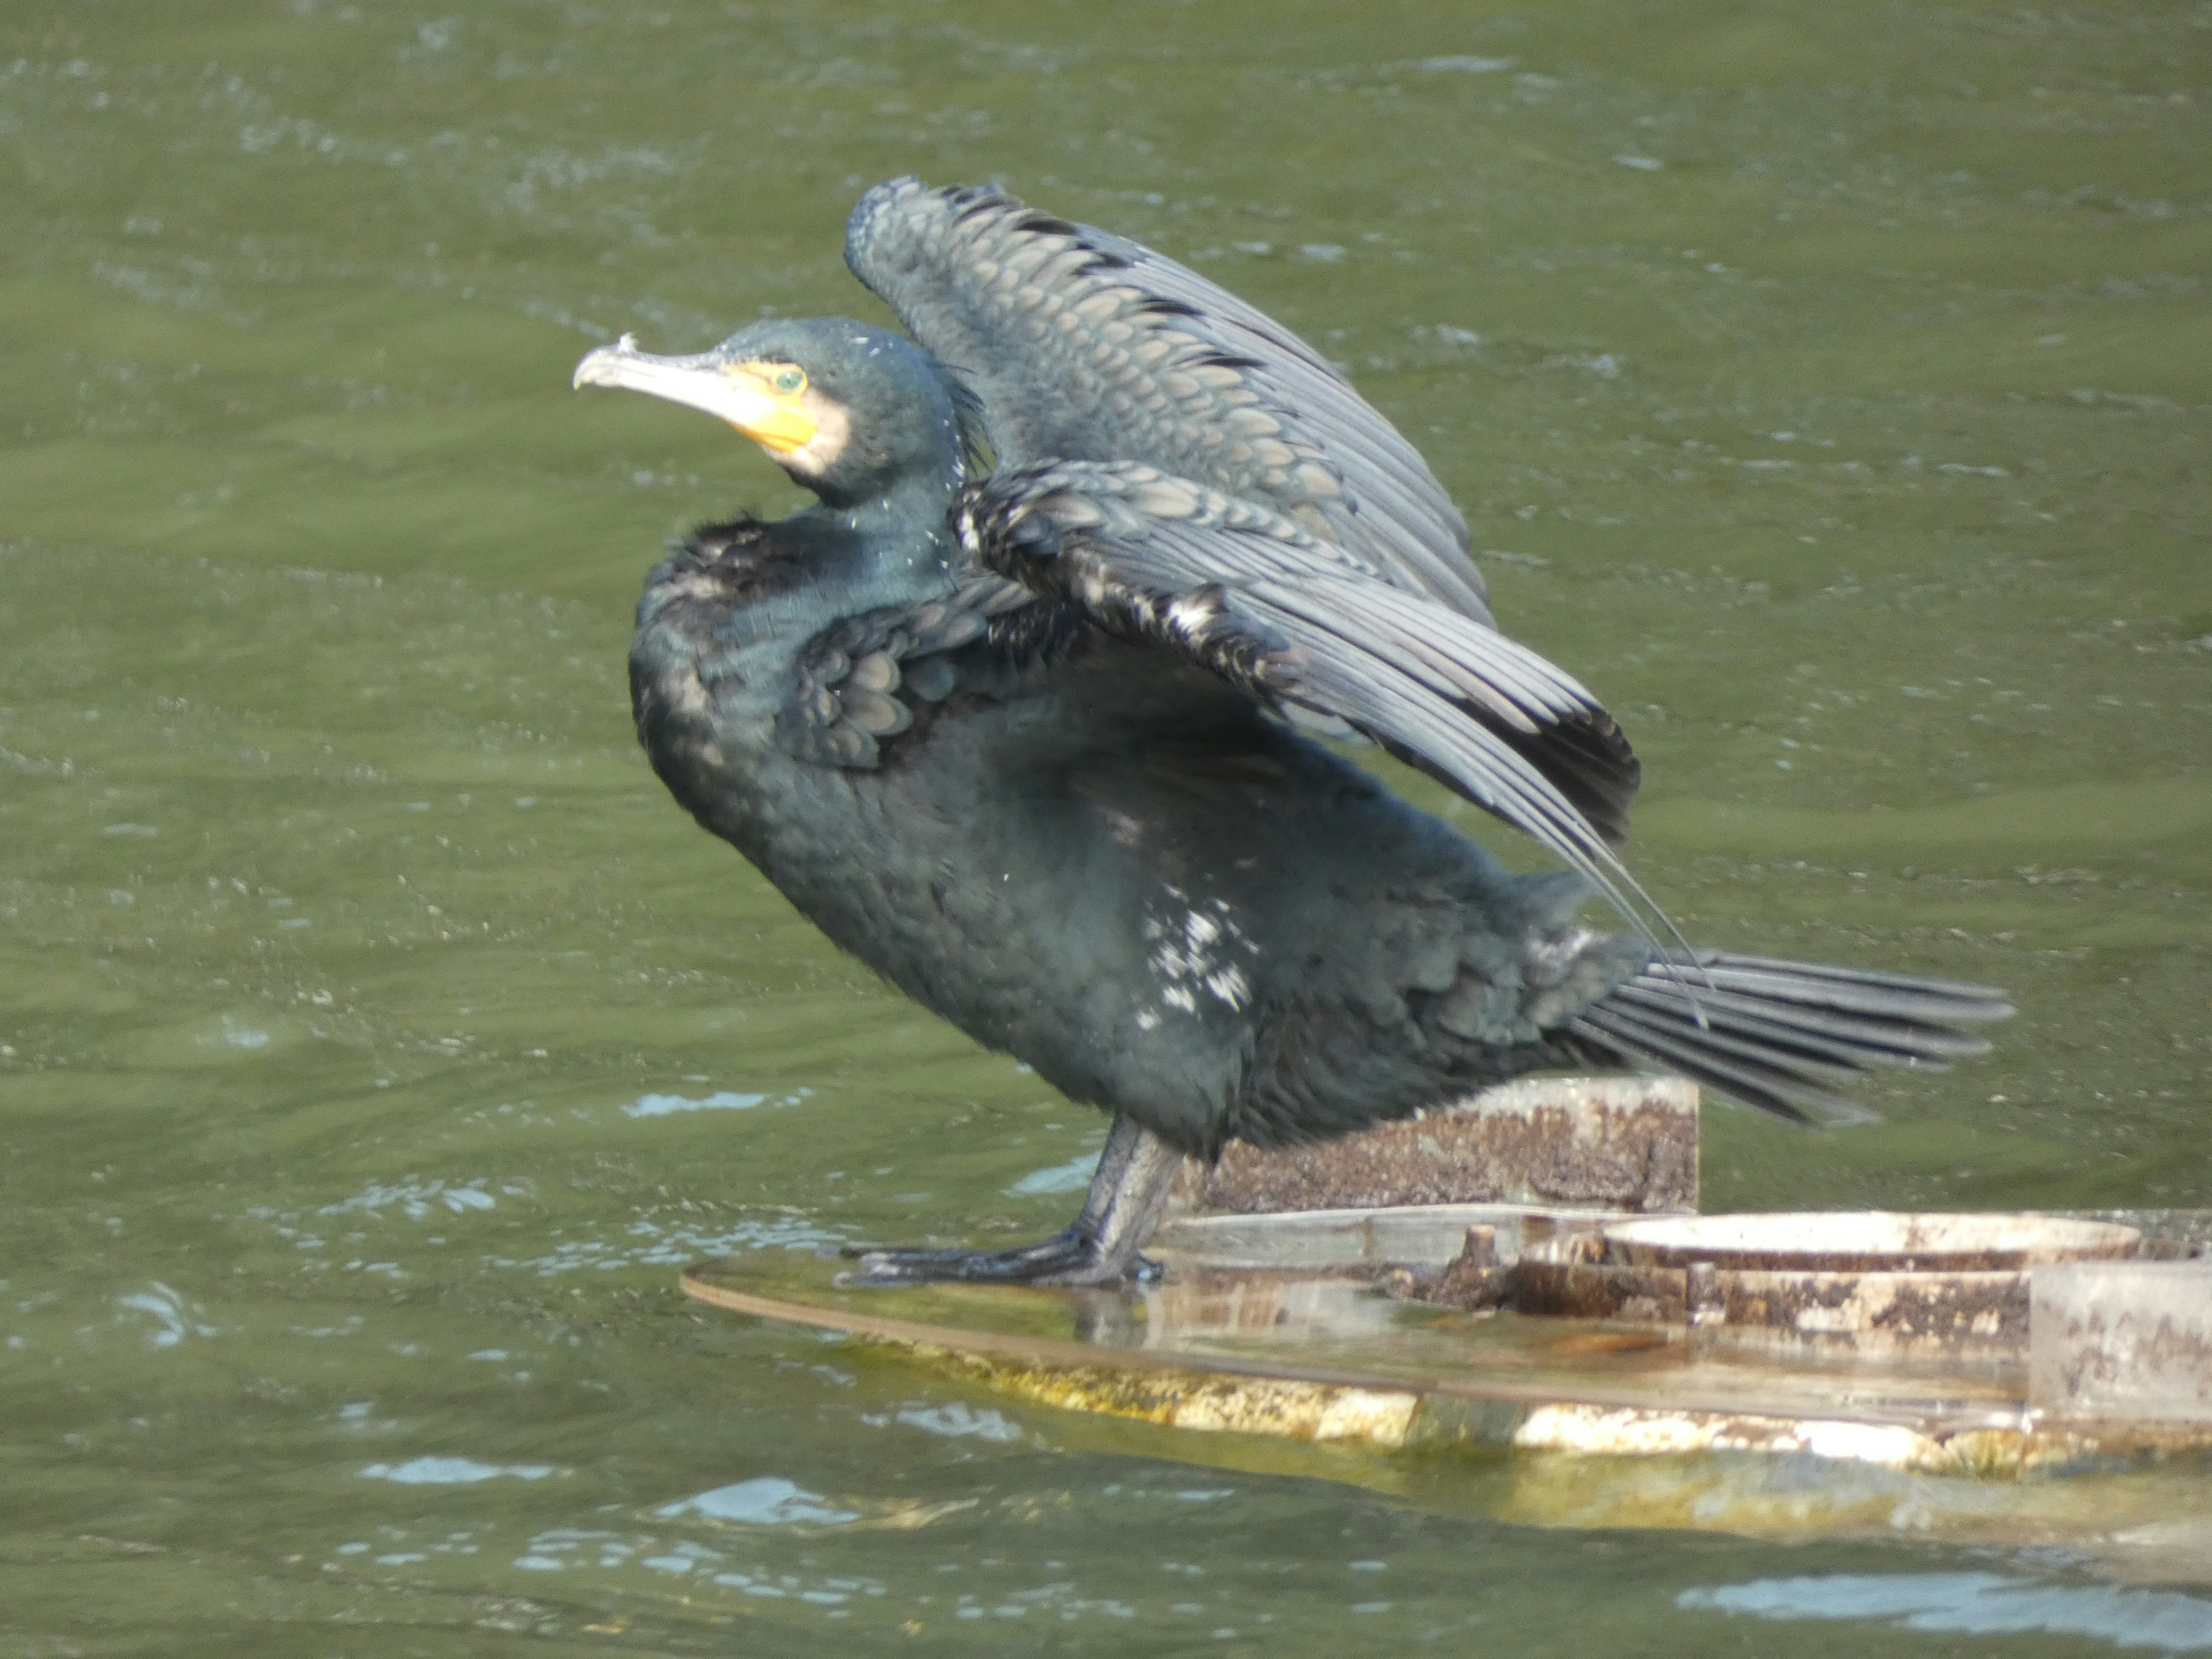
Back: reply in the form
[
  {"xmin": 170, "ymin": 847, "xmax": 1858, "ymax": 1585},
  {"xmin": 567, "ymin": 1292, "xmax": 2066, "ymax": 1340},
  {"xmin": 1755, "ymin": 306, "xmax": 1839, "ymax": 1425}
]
[
  {"xmin": 846, "ymin": 176, "xmax": 1493, "ymax": 623},
  {"xmin": 955, "ymin": 461, "xmax": 1662, "ymax": 934}
]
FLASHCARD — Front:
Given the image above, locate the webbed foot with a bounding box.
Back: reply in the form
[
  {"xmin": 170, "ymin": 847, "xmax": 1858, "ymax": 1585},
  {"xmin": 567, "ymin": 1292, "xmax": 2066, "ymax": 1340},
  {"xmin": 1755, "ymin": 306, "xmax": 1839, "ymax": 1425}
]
[
  {"xmin": 840, "ymin": 1229, "xmax": 1160, "ymax": 1287},
  {"xmin": 838, "ymin": 1112, "xmax": 1182, "ymax": 1291}
]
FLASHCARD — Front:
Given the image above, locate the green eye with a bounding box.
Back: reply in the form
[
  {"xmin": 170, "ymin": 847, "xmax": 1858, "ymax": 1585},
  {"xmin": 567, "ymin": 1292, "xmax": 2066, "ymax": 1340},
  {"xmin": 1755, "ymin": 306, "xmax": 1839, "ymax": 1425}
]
[{"xmin": 774, "ymin": 368, "xmax": 805, "ymax": 393}]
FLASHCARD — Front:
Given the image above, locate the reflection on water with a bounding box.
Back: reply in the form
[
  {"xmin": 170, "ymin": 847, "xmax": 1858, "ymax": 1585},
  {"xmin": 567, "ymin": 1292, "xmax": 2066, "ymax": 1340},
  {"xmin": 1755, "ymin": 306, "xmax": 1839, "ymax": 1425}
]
[
  {"xmin": 620, "ymin": 1088, "xmax": 770, "ymax": 1117},
  {"xmin": 2, "ymin": 0, "xmax": 2207, "ymax": 1650},
  {"xmin": 1681, "ymin": 1573, "xmax": 2212, "ymax": 1653},
  {"xmin": 114, "ymin": 1281, "xmax": 219, "ymax": 1350},
  {"xmin": 360, "ymin": 1457, "xmax": 556, "ymax": 1485},
  {"xmin": 316, "ymin": 1177, "xmax": 507, "ymax": 1219},
  {"xmin": 880, "ymin": 1402, "xmax": 1027, "ymax": 1444},
  {"xmin": 657, "ymin": 1477, "xmax": 860, "ymax": 1527},
  {"xmin": 1007, "ymin": 1150, "xmax": 1103, "ymax": 1195},
  {"xmin": 505, "ymin": 1216, "xmax": 845, "ymax": 1277}
]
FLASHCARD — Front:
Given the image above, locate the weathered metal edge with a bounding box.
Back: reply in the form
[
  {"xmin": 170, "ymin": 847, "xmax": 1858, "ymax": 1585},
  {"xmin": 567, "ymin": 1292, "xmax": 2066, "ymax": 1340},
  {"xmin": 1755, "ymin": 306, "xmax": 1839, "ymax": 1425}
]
[{"xmin": 680, "ymin": 1266, "xmax": 2212, "ymax": 1474}]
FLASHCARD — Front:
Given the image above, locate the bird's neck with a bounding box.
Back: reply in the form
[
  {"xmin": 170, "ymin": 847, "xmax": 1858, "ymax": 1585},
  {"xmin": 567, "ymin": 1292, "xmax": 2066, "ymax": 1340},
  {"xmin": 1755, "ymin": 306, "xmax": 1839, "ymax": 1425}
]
[{"xmin": 809, "ymin": 469, "xmax": 961, "ymax": 597}]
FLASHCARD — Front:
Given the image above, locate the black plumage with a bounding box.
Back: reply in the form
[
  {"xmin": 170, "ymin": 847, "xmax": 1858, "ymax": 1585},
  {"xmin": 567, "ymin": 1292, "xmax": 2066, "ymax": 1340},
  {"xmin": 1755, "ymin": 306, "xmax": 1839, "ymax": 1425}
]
[{"xmin": 576, "ymin": 178, "xmax": 2012, "ymax": 1286}]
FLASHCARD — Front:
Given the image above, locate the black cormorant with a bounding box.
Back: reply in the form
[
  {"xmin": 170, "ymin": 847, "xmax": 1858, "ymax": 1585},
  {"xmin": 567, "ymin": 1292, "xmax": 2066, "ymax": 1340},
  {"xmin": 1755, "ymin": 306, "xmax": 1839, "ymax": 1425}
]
[{"xmin": 574, "ymin": 178, "xmax": 2011, "ymax": 1286}]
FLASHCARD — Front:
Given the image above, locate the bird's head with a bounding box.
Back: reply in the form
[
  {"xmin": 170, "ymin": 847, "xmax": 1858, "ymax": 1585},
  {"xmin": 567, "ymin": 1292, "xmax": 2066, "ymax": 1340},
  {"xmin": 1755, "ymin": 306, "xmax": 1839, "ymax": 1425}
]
[{"xmin": 574, "ymin": 317, "xmax": 967, "ymax": 509}]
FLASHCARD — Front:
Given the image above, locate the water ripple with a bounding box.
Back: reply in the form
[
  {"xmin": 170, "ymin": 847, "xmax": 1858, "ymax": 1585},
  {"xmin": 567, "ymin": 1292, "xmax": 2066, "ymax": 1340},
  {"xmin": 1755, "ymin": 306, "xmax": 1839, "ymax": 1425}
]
[{"xmin": 1680, "ymin": 1572, "xmax": 2212, "ymax": 1652}]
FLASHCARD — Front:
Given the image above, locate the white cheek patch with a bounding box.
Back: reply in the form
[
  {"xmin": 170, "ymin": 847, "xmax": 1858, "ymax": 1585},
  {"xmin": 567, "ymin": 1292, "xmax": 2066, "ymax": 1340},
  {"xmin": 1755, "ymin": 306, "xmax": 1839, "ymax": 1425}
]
[{"xmin": 781, "ymin": 392, "xmax": 851, "ymax": 476}]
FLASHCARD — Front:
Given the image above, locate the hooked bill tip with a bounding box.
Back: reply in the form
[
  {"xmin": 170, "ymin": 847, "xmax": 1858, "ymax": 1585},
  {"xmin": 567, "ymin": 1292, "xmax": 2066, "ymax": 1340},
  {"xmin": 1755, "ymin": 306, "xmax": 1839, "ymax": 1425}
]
[{"xmin": 572, "ymin": 332, "xmax": 642, "ymax": 390}]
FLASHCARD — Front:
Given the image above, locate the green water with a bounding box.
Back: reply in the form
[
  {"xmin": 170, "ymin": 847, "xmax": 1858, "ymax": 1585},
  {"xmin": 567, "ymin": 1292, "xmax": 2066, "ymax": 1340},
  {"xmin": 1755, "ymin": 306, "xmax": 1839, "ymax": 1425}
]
[{"xmin": 3, "ymin": 1, "xmax": 2208, "ymax": 1652}]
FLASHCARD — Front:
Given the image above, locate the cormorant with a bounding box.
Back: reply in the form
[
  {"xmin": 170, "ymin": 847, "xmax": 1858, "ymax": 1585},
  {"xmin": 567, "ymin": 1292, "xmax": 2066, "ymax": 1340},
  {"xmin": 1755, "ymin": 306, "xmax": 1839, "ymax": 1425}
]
[{"xmin": 574, "ymin": 178, "xmax": 2011, "ymax": 1287}]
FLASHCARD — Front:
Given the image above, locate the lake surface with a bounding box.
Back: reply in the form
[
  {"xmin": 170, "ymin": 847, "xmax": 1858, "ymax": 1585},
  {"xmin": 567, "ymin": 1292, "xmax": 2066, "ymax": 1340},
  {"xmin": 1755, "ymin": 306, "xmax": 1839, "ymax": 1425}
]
[{"xmin": 3, "ymin": 1, "xmax": 2207, "ymax": 1652}]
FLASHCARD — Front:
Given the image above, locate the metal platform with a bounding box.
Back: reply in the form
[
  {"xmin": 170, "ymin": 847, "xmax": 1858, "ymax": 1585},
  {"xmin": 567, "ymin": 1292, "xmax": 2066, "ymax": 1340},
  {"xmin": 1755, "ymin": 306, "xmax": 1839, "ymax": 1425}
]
[
  {"xmin": 684, "ymin": 1214, "xmax": 2211, "ymax": 1469},
  {"xmin": 680, "ymin": 1078, "xmax": 2212, "ymax": 1556}
]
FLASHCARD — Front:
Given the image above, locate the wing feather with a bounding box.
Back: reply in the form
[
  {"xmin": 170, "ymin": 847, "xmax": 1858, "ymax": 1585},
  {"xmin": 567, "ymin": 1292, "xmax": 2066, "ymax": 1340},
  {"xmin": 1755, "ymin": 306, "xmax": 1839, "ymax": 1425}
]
[
  {"xmin": 956, "ymin": 461, "xmax": 1662, "ymax": 935},
  {"xmin": 849, "ymin": 177, "xmax": 1493, "ymax": 621}
]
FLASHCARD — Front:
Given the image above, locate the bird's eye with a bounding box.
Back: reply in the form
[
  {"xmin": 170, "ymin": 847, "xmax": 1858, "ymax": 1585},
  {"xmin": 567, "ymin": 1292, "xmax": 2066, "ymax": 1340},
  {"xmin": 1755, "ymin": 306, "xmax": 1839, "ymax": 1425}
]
[{"xmin": 774, "ymin": 367, "xmax": 805, "ymax": 393}]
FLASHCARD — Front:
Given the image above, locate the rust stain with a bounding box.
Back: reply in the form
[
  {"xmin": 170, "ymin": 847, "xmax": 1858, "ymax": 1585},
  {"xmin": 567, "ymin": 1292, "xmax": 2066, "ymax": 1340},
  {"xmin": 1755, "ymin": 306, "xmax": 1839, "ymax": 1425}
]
[
  {"xmin": 1505, "ymin": 1259, "xmax": 2033, "ymax": 1355},
  {"xmin": 1176, "ymin": 1075, "xmax": 1696, "ymax": 1215}
]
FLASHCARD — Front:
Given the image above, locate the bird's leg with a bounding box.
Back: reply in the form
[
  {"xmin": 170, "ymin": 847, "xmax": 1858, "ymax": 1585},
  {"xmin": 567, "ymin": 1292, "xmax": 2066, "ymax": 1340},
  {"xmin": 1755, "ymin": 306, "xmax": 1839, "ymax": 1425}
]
[{"xmin": 843, "ymin": 1113, "xmax": 1182, "ymax": 1288}]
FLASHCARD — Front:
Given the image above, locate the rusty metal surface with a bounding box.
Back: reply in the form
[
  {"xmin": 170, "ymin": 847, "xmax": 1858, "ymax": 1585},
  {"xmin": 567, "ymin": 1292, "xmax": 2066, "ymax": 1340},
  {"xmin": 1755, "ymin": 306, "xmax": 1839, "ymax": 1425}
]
[
  {"xmin": 2032, "ymin": 1262, "xmax": 2212, "ymax": 1423},
  {"xmin": 1416, "ymin": 1225, "xmax": 1513, "ymax": 1313},
  {"xmin": 1173, "ymin": 1075, "xmax": 1696, "ymax": 1215},
  {"xmin": 1408, "ymin": 1211, "xmax": 2150, "ymax": 1359},
  {"xmin": 1511, "ymin": 1260, "xmax": 2031, "ymax": 1356}
]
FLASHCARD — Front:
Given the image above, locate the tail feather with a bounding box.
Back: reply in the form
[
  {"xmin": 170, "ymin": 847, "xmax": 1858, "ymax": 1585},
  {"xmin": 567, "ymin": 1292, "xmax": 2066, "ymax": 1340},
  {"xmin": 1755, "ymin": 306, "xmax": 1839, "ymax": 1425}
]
[
  {"xmin": 1607, "ymin": 983, "xmax": 1995, "ymax": 1066},
  {"xmin": 1571, "ymin": 950, "xmax": 2014, "ymax": 1126}
]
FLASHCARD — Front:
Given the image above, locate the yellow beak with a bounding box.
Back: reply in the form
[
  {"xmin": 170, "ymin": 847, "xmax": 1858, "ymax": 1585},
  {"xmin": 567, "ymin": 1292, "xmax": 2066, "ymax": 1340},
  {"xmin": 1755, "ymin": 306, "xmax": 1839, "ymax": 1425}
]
[{"xmin": 573, "ymin": 335, "xmax": 817, "ymax": 453}]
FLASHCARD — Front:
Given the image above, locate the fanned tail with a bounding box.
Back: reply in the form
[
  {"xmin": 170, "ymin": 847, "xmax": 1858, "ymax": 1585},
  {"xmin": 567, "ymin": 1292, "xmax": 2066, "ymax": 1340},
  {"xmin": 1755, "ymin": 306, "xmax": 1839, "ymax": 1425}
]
[{"xmin": 1569, "ymin": 951, "xmax": 2014, "ymax": 1125}]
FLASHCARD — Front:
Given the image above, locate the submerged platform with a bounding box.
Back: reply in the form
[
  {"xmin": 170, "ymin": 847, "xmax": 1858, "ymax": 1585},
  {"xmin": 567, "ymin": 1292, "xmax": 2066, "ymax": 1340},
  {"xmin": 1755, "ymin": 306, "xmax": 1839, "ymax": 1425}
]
[
  {"xmin": 683, "ymin": 1221, "xmax": 2212, "ymax": 1559},
  {"xmin": 684, "ymin": 1214, "xmax": 2211, "ymax": 1472},
  {"xmin": 682, "ymin": 1080, "xmax": 2212, "ymax": 1555}
]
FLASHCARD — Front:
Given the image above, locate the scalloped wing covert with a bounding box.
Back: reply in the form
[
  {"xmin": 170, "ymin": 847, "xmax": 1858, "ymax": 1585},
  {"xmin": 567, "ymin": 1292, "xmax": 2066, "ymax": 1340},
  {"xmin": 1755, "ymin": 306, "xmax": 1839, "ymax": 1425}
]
[
  {"xmin": 846, "ymin": 176, "xmax": 1493, "ymax": 622},
  {"xmin": 773, "ymin": 574, "xmax": 1067, "ymax": 768}
]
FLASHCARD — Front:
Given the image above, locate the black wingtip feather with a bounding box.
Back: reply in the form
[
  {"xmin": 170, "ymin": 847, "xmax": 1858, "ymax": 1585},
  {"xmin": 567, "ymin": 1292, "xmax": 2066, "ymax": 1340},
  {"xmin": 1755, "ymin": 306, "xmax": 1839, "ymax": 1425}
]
[
  {"xmin": 1498, "ymin": 712, "xmax": 1641, "ymax": 847},
  {"xmin": 1570, "ymin": 952, "xmax": 2012, "ymax": 1127}
]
